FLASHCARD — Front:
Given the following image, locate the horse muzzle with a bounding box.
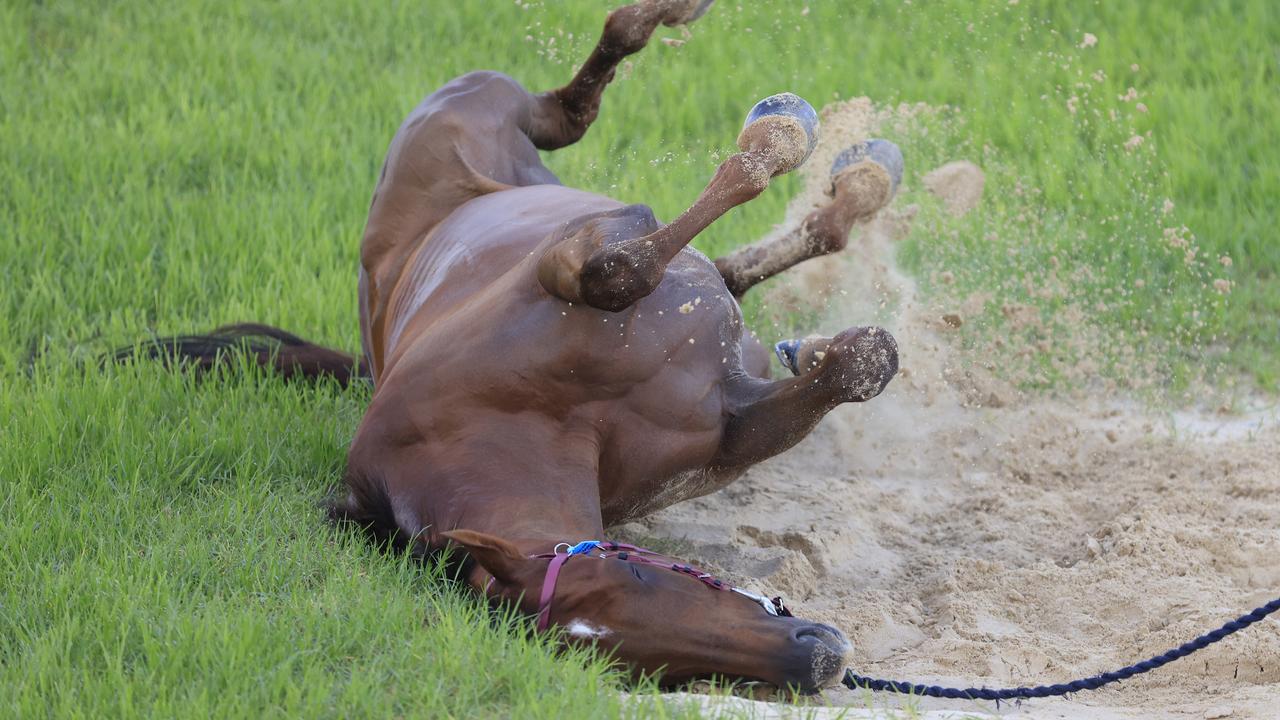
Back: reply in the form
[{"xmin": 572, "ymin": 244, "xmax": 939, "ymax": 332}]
[{"xmin": 774, "ymin": 622, "xmax": 852, "ymax": 692}]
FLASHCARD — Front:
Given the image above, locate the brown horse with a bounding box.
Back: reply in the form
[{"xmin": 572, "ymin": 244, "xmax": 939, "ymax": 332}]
[{"xmin": 133, "ymin": 0, "xmax": 904, "ymax": 692}]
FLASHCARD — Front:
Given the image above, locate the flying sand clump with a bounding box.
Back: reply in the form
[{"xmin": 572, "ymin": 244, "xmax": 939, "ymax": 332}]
[{"xmin": 922, "ymin": 161, "xmax": 985, "ymax": 217}]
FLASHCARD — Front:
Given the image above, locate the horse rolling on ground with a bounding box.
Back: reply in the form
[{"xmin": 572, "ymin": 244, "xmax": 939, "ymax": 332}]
[{"xmin": 129, "ymin": 0, "xmax": 906, "ymax": 692}]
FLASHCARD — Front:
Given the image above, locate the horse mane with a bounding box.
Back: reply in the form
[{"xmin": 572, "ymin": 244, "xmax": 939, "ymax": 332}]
[
  {"xmin": 327, "ymin": 471, "xmax": 474, "ymax": 581},
  {"xmin": 326, "ymin": 472, "xmax": 406, "ymax": 551}
]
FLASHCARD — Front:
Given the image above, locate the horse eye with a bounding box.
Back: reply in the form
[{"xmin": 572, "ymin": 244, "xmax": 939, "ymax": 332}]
[{"xmin": 628, "ymin": 564, "xmax": 647, "ymax": 583}]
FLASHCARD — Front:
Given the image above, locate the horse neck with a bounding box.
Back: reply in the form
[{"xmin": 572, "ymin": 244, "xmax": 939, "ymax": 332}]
[
  {"xmin": 445, "ymin": 495, "xmax": 606, "ymax": 553},
  {"xmin": 442, "ymin": 487, "xmax": 605, "ymax": 593},
  {"xmin": 417, "ymin": 453, "xmax": 607, "ymax": 554}
]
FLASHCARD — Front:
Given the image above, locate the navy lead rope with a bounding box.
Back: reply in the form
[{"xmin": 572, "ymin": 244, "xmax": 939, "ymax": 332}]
[{"xmin": 842, "ymin": 596, "xmax": 1280, "ymax": 701}]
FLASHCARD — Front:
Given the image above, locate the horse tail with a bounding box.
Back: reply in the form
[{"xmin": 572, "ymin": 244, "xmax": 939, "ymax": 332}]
[{"xmin": 110, "ymin": 322, "xmax": 369, "ymax": 388}]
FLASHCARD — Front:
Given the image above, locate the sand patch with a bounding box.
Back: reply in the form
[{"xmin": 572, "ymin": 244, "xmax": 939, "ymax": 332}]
[{"xmin": 630, "ymin": 99, "xmax": 1278, "ymax": 719}]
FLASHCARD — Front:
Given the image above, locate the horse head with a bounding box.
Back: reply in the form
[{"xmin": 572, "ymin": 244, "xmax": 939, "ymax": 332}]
[{"xmin": 446, "ymin": 530, "xmax": 851, "ymax": 692}]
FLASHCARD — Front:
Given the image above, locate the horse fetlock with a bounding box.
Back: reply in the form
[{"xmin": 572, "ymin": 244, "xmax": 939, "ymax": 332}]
[
  {"xmin": 715, "ymin": 152, "xmax": 774, "ymax": 204},
  {"xmin": 651, "ymin": 0, "xmax": 715, "ymax": 27},
  {"xmin": 801, "ymin": 214, "xmax": 850, "ymax": 256},
  {"xmin": 605, "ymin": 1, "xmax": 693, "ymax": 57},
  {"xmin": 601, "ymin": 9, "xmax": 652, "ymax": 56}
]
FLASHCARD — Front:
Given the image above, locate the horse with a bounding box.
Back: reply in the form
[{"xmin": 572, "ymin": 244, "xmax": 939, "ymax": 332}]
[{"xmin": 131, "ymin": 0, "xmax": 904, "ymax": 692}]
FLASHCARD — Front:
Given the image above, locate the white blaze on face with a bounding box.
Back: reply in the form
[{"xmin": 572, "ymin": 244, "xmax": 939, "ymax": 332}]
[{"xmin": 565, "ymin": 619, "xmax": 611, "ymax": 641}]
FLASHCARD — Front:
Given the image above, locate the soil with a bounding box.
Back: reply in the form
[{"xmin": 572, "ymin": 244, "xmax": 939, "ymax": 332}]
[{"xmin": 634, "ymin": 100, "xmax": 1280, "ymax": 719}]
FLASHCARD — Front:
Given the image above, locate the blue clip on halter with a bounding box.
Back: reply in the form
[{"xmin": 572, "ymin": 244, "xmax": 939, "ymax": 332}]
[{"xmin": 564, "ymin": 540, "xmax": 600, "ymax": 556}]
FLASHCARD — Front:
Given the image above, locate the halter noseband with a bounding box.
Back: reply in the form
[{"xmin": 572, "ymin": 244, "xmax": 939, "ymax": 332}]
[{"xmin": 519, "ymin": 540, "xmax": 792, "ymax": 632}]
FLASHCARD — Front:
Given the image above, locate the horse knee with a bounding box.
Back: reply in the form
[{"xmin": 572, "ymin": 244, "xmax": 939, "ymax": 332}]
[
  {"xmin": 538, "ymin": 204, "xmax": 664, "ymax": 312},
  {"xmin": 580, "ymin": 247, "xmax": 662, "ymax": 312}
]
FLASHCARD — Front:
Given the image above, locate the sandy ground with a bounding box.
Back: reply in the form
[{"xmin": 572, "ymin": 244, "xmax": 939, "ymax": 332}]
[{"xmin": 626, "ymin": 101, "xmax": 1280, "ymax": 719}]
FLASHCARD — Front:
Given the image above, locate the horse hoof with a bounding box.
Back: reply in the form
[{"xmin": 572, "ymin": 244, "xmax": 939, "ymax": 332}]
[
  {"xmin": 830, "ymin": 139, "xmax": 904, "ymax": 195},
  {"xmin": 662, "ymin": 0, "xmax": 715, "ymax": 26},
  {"xmin": 741, "ymin": 93, "xmax": 819, "ymax": 171},
  {"xmin": 774, "ymin": 339, "xmax": 802, "ymax": 375},
  {"xmin": 684, "ymin": 0, "xmax": 716, "ymax": 23}
]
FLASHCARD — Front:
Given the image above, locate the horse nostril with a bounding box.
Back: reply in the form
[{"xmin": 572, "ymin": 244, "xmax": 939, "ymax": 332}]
[
  {"xmin": 792, "ymin": 623, "xmax": 850, "ymax": 653},
  {"xmin": 785, "ymin": 623, "xmax": 852, "ymax": 691}
]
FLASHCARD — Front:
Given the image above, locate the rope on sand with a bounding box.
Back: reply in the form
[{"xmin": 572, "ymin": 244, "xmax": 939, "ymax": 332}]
[{"xmin": 842, "ymin": 596, "xmax": 1280, "ymax": 701}]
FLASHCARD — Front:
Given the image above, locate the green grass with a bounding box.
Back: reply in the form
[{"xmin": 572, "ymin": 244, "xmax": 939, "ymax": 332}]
[{"xmin": 2, "ymin": 0, "xmax": 1276, "ymax": 716}]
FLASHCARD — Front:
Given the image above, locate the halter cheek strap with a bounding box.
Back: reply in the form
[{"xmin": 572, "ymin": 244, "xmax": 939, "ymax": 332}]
[
  {"xmin": 529, "ymin": 539, "xmax": 791, "ymax": 633},
  {"xmin": 536, "ymin": 552, "xmax": 573, "ymax": 632}
]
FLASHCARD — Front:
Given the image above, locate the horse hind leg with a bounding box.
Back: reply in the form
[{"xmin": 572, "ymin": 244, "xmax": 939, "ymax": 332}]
[
  {"xmin": 527, "ymin": 0, "xmax": 714, "ymax": 150},
  {"xmin": 537, "ymin": 93, "xmax": 821, "ymax": 312},
  {"xmin": 714, "ymin": 139, "xmax": 904, "ymax": 298}
]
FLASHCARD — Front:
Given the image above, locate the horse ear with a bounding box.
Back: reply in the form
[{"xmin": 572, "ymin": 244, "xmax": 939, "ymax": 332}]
[{"xmin": 442, "ymin": 529, "xmax": 534, "ymax": 586}]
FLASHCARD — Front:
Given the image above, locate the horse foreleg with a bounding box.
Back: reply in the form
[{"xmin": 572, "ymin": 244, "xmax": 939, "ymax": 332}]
[
  {"xmin": 714, "ymin": 140, "xmax": 903, "ymax": 297},
  {"xmin": 712, "ymin": 326, "xmax": 898, "ymax": 469},
  {"xmin": 529, "ymin": 0, "xmax": 713, "ymax": 150},
  {"xmin": 537, "ymin": 93, "xmax": 819, "ymax": 312}
]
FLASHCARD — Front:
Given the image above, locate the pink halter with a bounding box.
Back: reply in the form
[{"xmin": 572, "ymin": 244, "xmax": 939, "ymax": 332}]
[{"xmin": 518, "ymin": 540, "xmax": 790, "ymax": 632}]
